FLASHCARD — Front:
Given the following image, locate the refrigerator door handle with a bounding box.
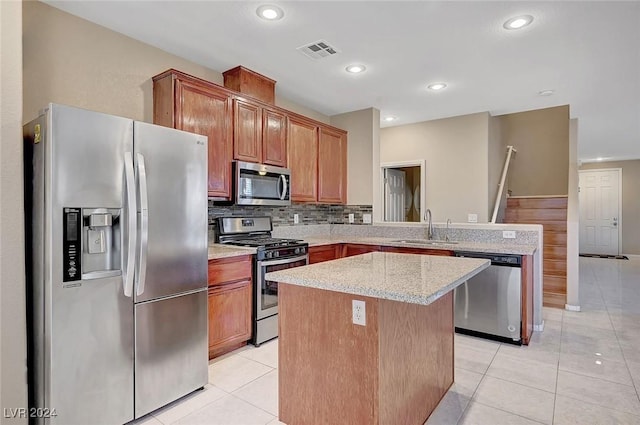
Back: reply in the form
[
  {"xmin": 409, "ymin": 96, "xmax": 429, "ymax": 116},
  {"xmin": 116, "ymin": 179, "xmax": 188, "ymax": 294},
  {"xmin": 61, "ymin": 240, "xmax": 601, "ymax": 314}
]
[
  {"xmin": 123, "ymin": 152, "xmax": 137, "ymax": 297},
  {"xmin": 135, "ymin": 153, "xmax": 149, "ymax": 296}
]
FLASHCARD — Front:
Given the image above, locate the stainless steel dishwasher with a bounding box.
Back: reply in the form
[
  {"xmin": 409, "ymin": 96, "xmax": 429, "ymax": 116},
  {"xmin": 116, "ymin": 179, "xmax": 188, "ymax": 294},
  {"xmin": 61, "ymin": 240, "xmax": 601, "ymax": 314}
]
[{"xmin": 454, "ymin": 251, "xmax": 522, "ymax": 344}]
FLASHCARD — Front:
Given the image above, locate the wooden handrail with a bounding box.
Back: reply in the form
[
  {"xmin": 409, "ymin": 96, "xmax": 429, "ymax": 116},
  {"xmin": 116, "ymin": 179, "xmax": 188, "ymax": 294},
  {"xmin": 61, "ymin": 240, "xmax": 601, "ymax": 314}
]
[{"xmin": 491, "ymin": 145, "xmax": 517, "ymax": 223}]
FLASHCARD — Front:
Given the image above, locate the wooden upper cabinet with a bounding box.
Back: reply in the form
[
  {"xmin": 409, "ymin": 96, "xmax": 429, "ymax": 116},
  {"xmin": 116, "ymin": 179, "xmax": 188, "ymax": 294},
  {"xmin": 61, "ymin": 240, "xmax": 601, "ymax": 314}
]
[
  {"xmin": 233, "ymin": 99, "xmax": 286, "ymax": 167},
  {"xmin": 153, "ymin": 70, "xmax": 233, "ymax": 199},
  {"xmin": 262, "ymin": 108, "xmax": 287, "ymax": 167},
  {"xmin": 154, "ymin": 69, "xmax": 348, "ymax": 204},
  {"xmin": 288, "ymin": 117, "xmax": 318, "ymax": 202},
  {"xmin": 318, "ymin": 127, "xmax": 347, "ymax": 204},
  {"xmin": 233, "ymin": 99, "xmax": 262, "ymax": 163}
]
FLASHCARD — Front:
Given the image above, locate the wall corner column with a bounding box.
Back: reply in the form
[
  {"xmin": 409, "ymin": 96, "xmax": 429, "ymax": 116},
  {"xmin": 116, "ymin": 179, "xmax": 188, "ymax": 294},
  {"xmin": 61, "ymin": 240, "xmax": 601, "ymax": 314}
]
[{"xmin": 566, "ymin": 118, "xmax": 580, "ymax": 310}]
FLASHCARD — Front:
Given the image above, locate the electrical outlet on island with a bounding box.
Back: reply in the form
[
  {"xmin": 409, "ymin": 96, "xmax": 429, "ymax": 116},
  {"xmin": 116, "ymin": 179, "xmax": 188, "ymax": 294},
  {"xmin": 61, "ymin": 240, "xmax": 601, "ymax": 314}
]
[{"xmin": 352, "ymin": 300, "xmax": 366, "ymax": 326}]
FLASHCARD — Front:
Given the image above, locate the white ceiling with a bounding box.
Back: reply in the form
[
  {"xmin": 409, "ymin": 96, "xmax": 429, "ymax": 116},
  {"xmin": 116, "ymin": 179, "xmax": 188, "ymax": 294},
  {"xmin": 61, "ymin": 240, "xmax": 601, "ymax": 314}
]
[{"xmin": 46, "ymin": 1, "xmax": 640, "ymax": 162}]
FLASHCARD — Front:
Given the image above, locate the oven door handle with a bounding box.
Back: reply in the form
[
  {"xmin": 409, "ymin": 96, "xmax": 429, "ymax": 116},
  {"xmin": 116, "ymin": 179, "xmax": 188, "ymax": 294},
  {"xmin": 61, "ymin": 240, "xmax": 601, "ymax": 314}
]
[{"xmin": 259, "ymin": 254, "xmax": 308, "ymax": 267}]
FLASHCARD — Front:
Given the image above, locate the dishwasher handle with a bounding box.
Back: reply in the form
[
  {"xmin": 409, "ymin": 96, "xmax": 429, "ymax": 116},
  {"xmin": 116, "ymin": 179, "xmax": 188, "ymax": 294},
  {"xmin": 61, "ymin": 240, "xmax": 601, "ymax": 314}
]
[{"xmin": 454, "ymin": 251, "xmax": 522, "ymax": 267}]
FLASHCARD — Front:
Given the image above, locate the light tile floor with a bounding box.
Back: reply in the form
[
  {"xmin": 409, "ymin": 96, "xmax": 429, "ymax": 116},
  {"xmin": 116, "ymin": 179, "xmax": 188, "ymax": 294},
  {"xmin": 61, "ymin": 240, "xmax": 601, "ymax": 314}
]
[{"xmin": 132, "ymin": 257, "xmax": 640, "ymax": 425}]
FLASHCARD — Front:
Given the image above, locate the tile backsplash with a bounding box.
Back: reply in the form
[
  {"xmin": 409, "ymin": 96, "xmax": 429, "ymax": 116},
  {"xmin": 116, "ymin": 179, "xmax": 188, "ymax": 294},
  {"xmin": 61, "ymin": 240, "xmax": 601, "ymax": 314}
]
[{"xmin": 208, "ymin": 202, "xmax": 372, "ymax": 227}]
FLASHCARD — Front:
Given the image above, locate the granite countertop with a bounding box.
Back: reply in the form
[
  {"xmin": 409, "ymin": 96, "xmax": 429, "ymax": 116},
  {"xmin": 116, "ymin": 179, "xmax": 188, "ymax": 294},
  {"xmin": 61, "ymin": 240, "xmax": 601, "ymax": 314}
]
[
  {"xmin": 303, "ymin": 236, "xmax": 537, "ymax": 255},
  {"xmin": 266, "ymin": 252, "xmax": 490, "ymax": 306},
  {"xmin": 208, "ymin": 244, "xmax": 256, "ymax": 260},
  {"xmin": 208, "ymin": 235, "xmax": 536, "ymax": 260}
]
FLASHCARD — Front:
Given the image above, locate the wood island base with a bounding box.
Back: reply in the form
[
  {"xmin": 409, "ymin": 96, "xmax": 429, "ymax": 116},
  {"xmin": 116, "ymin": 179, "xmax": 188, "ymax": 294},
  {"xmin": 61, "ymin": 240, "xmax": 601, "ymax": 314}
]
[{"xmin": 278, "ymin": 283, "xmax": 454, "ymax": 425}]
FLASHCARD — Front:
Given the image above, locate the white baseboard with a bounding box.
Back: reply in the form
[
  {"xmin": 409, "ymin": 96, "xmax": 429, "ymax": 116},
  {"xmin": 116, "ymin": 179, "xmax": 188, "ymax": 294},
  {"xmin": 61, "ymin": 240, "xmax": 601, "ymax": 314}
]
[
  {"xmin": 624, "ymin": 254, "xmax": 640, "ymax": 259},
  {"xmin": 565, "ymin": 304, "xmax": 581, "ymax": 312}
]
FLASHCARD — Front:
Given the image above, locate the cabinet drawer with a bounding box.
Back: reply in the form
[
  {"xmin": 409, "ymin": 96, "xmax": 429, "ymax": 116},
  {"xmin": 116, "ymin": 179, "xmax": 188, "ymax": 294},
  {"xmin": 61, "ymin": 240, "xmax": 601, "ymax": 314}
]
[
  {"xmin": 309, "ymin": 244, "xmax": 341, "ymax": 264},
  {"xmin": 208, "ymin": 255, "xmax": 253, "ymax": 286}
]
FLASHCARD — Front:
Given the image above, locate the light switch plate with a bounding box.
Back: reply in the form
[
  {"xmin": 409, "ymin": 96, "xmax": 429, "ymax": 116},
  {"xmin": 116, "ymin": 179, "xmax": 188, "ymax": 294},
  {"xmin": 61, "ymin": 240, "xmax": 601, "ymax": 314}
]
[
  {"xmin": 467, "ymin": 213, "xmax": 478, "ymax": 223},
  {"xmin": 503, "ymin": 230, "xmax": 516, "ymax": 239},
  {"xmin": 293, "ymin": 213, "xmax": 299, "ymax": 224},
  {"xmin": 363, "ymin": 214, "xmax": 372, "ymax": 224},
  {"xmin": 348, "ymin": 213, "xmax": 355, "ymax": 223}
]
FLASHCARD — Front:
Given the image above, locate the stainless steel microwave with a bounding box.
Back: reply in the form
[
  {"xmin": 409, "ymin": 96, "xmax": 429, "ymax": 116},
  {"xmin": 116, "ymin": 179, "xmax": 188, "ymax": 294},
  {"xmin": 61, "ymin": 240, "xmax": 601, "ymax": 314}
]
[{"xmin": 234, "ymin": 161, "xmax": 291, "ymax": 206}]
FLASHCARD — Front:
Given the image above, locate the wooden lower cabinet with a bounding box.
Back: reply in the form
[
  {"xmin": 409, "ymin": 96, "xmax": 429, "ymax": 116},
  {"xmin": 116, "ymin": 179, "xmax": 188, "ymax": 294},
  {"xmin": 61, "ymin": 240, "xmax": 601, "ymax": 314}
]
[
  {"xmin": 382, "ymin": 246, "xmax": 454, "ymax": 256},
  {"xmin": 521, "ymin": 255, "xmax": 534, "ymax": 345},
  {"xmin": 279, "ymin": 284, "xmax": 454, "ymax": 425},
  {"xmin": 208, "ymin": 281, "xmax": 252, "ymax": 358},
  {"xmin": 208, "ymin": 255, "xmax": 253, "ymax": 359},
  {"xmin": 308, "ymin": 244, "xmax": 342, "ymax": 264},
  {"xmin": 342, "ymin": 244, "xmax": 381, "ymax": 257}
]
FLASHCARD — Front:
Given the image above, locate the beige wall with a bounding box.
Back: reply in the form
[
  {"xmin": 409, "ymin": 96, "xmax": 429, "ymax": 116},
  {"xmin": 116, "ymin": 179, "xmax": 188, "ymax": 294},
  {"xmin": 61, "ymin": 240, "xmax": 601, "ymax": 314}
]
[
  {"xmin": 1, "ymin": 0, "xmax": 28, "ymax": 423},
  {"xmin": 330, "ymin": 108, "xmax": 377, "ymax": 205},
  {"xmin": 380, "ymin": 112, "xmax": 490, "ymax": 223},
  {"xmin": 277, "ymin": 97, "xmax": 330, "ymax": 124},
  {"xmin": 23, "ymin": 1, "xmax": 329, "ymax": 124},
  {"xmin": 488, "ymin": 114, "xmax": 506, "ymax": 221},
  {"xmin": 499, "ymin": 105, "xmax": 570, "ymax": 196},
  {"xmin": 580, "ymin": 159, "xmax": 640, "ymax": 255}
]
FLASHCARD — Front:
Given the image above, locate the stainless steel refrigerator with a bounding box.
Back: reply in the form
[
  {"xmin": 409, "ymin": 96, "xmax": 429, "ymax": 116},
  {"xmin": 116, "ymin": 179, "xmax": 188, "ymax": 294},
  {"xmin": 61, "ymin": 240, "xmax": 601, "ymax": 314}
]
[{"xmin": 24, "ymin": 103, "xmax": 209, "ymax": 424}]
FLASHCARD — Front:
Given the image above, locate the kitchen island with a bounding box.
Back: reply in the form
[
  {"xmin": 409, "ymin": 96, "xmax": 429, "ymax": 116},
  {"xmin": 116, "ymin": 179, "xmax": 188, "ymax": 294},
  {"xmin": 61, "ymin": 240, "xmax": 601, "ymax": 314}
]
[{"xmin": 266, "ymin": 252, "xmax": 490, "ymax": 425}]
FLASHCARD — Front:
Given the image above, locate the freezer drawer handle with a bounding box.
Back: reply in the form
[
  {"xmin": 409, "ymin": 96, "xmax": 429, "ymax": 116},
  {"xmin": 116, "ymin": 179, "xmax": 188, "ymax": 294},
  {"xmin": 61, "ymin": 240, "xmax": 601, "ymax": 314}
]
[
  {"xmin": 136, "ymin": 153, "xmax": 149, "ymax": 296},
  {"xmin": 123, "ymin": 152, "xmax": 137, "ymax": 297}
]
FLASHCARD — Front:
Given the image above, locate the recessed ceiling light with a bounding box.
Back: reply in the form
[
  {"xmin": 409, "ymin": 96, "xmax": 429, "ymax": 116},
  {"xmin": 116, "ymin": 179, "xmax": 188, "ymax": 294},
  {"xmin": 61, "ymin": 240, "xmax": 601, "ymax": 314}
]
[
  {"xmin": 256, "ymin": 5, "xmax": 284, "ymax": 21},
  {"xmin": 538, "ymin": 89, "xmax": 555, "ymax": 96},
  {"xmin": 596, "ymin": 157, "xmax": 604, "ymax": 161},
  {"xmin": 427, "ymin": 82, "xmax": 447, "ymax": 91},
  {"xmin": 383, "ymin": 116, "xmax": 397, "ymax": 122},
  {"xmin": 503, "ymin": 15, "xmax": 533, "ymax": 30},
  {"xmin": 345, "ymin": 64, "xmax": 366, "ymax": 74}
]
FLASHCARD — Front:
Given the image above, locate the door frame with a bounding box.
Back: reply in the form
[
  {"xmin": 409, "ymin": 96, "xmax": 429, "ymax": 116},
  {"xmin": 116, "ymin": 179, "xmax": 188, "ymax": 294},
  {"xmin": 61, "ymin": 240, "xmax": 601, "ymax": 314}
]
[
  {"xmin": 380, "ymin": 160, "xmax": 426, "ymax": 223},
  {"xmin": 578, "ymin": 168, "xmax": 622, "ymax": 255}
]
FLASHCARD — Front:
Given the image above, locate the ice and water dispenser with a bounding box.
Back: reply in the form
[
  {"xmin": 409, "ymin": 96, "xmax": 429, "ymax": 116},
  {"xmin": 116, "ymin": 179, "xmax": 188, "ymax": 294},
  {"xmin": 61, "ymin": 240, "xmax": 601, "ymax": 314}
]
[{"xmin": 63, "ymin": 207, "xmax": 122, "ymax": 282}]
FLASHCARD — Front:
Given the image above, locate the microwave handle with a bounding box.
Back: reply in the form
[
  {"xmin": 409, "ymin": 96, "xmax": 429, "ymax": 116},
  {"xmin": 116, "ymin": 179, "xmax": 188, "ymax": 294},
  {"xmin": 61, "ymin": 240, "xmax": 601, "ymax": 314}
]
[{"xmin": 279, "ymin": 175, "xmax": 288, "ymax": 200}]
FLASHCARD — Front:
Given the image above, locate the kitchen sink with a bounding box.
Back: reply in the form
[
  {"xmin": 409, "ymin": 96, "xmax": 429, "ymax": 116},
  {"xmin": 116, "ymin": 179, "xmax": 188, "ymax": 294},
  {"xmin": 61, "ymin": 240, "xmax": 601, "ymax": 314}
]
[{"xmin": 391, "ymin": 239, "xmax": 459, "ymax": 245}]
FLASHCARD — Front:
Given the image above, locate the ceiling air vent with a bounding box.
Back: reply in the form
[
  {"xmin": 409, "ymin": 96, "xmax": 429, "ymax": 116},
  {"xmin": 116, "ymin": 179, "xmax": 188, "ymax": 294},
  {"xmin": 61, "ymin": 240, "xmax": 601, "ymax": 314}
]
[{"xmin": 297, "ymin": 40, "xmax": 340, "ymax": 60}]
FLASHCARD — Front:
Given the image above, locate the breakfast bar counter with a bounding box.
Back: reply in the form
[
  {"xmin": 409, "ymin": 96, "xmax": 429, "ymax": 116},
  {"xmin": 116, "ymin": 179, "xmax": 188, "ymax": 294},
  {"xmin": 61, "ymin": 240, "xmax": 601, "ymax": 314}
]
[{"xmin": 266, "ymin": 252, "xmax": 490, "ymax": 425}]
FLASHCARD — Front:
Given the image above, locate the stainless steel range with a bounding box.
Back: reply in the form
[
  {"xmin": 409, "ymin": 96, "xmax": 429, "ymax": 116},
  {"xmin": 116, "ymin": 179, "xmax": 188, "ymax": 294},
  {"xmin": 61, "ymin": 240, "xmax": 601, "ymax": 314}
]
[{"xmin": 215, "ymin": 216, "xmax": 308, "ymax": 346}]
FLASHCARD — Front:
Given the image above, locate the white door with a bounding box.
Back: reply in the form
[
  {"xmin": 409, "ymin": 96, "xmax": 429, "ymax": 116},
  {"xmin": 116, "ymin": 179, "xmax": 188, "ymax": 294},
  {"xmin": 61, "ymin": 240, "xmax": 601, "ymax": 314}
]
[
  {"xmin": 384, "ymin": 168, "xmax": 406, "ymax": 222},
  {"xmin": 579, "ymin": 169, "xmax": 621, "ymax": 255}
]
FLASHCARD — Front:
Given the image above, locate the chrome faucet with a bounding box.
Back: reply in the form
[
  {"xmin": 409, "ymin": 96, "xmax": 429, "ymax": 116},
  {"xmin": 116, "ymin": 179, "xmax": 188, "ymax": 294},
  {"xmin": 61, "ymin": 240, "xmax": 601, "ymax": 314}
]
[
  {"xmin": 425, "ymin": 209, "xmax": 433, "ymax": 240},
  {"xmin": 445, "ymin": 218, "xmax": 452, "ymax": 242}
]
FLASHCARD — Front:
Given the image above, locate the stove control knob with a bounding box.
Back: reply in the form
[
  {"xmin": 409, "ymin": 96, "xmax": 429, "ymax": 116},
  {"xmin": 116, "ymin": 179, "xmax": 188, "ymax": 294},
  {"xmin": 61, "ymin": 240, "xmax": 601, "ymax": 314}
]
[
  {"xmin": 266, "ymin": 251, "xmax": 273, "ymax": 259},
  {"xmin": 274, "ymin": 252, "xmax": 280, "ymax": 257},
  {"xmin": 294, "ymin": 248, "xmax": 300, "ymax": 254}
]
